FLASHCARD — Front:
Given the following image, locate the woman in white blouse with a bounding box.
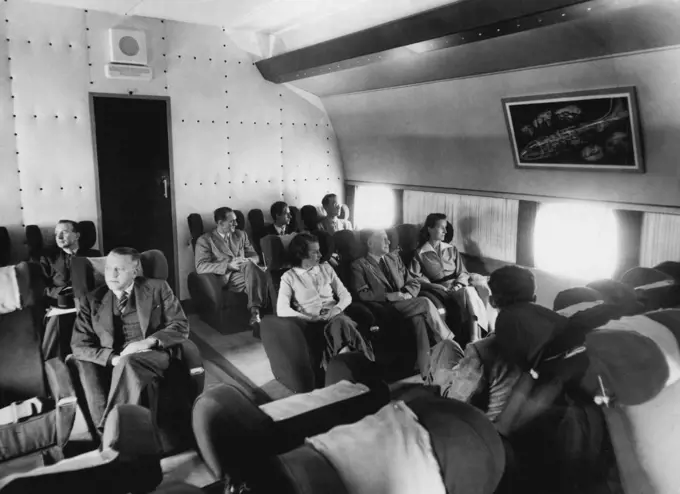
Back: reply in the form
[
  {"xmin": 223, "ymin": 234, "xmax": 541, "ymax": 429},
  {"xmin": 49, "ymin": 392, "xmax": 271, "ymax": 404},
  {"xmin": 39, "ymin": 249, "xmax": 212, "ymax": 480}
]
[{"xmin": 277, "ymin": 233, "xmax": 374, "ymax": 369}]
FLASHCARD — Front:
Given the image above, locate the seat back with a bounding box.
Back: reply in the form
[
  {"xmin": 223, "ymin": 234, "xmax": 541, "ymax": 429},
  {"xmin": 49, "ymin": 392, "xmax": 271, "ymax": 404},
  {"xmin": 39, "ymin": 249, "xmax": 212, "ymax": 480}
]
[
  {"xmin": 233, "ymin": 210, "xmax": 246, "ymax": 231},
  {"xmin": 187, "ymin": 214, "xmax": 204, "ymax": 251},
  {"xmin": 77, "ymin": 221, "xmax": 97, "ymax": 252},
  {"xmin": 584, "ymin": 311, "xmax": 680, "ymax": 494},
  {"xmin": 445, "ymin": 221, "xmax": 454, "ymax": 244},
  {"xmin": 654, "ymin": 261, "xmax": 680, "ymax": 284},
  {"xmin": 0, "ymin": 227, "xmax": 10, "ymax": 267},
  {"xmin": 0, "ymin": 263, "xmax": 47, "ymax": 406},
  {"xmin": 25, "ymin": 225, "xmax": 43, "ymax": 263},
  {"xmin": 248, "ymin": 209, "xmax": 266, "ymax": 260},
  {"xmin": 395, "ymin": 223, "xmax": 420, "ymax": 266},
  {"xmin": 300, "ymin": 205, "xmax": 320, "ymax": 231},
  {"xmin": 289, "ymin": 206, "xmax": 300, "ymax": 233},
  {"xmin": 141, "ymin": 250, "xmax": 169, "ymax": 281}
]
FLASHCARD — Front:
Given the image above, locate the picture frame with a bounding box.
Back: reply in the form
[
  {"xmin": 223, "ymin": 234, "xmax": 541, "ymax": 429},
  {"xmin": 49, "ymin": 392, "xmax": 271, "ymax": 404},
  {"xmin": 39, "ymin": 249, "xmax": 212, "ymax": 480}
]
[{"xmin": 502, "ymin": 87, "xmax": 644, "ymax": 173}]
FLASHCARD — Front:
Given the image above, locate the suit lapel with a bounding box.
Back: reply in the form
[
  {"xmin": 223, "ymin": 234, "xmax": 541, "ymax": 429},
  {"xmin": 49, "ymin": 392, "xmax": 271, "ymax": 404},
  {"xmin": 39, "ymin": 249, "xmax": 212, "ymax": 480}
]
[
  {"xmin": 365, "ymin": 256, "xmax": 392, "ymax": 290},
  {"xmin": 211, "ymin": 230, "xmax": 234, "ymax": 258},
  {"xmin": 93, "ymin": 289, "xmax": 114, "ymax": 335},
  {"xmin": 135, "ymin": 280, "xmax": 153, "ymax": 334}
]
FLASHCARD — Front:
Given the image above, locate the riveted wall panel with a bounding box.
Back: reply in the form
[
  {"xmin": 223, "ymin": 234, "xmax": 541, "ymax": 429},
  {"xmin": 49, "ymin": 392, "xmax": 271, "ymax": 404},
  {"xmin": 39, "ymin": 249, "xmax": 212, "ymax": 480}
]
[
  {"xmin": 86, "ymin": 11, "xmax": 168, "ymax": 96},
  {"xmin": 6, "ymin": 1, "xmax": 96, "ymax": 246},
  {"xmin": 0, "ymin": 1, "xmax": 345, "ymax": 299},
  {"xmin": 0, "ymin": 4, "xmax": 22, "ymax": 260}
]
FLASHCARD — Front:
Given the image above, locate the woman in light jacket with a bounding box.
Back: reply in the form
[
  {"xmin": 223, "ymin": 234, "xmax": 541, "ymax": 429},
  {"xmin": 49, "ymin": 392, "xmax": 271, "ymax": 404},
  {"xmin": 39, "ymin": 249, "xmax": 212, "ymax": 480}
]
[
  {"xmin": 410, "ymin": 213, "xmax": 496, "ymax": 344},
  {"xmin": 277, "ymin": 233, "xmax": 374, "ymax": 369}
]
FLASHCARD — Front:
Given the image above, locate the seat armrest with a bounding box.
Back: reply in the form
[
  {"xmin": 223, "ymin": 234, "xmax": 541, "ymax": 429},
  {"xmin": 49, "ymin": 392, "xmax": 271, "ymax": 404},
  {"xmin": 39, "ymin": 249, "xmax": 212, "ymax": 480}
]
[
  {"xmin": 173, "ymin": 339, "xmax": 205, "ymax": 400},
  {"xmin": 261, "ymin": 316, "xmax": 318, "ymax": 393},
  {"xmin": 187, "ymin": 272, "xmax": 223, "ymax": 311},
  {"xmin": 44, "ymin": 358, "xmax": 77, "ymax": 448}
]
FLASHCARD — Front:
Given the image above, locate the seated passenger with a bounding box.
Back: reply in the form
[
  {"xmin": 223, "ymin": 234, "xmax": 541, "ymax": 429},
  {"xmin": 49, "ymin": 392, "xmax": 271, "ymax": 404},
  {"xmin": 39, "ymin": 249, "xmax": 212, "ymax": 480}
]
[
  {"xmin": 264, "ymin": 201, "xmax": 293, "ymax": 236},
  {"xmin": 351, "ymin": 229, "xmax": 459, "ymax": 379},
  {"xmin": 410, "ymin": 213, "xmax": 496, "ymax": 341},
  {"xmin": 194, "ymin": 207, "xmax": 269, "ymax": 327},
  {"xmin": 317, "ymin": 193, "xmax": 353, "ymax": 234},
  {"xmin": 71, "ymin": 247, "xmax": 189, "ymax": 432},
  {"xmin": 277, "ymin": 233, "xmax": 374, "ymax": 369},
  {"xmin": 429, "ymin": 266, "xmax": 566, "ymax": 424},
  {"xmin": 40, "ymin": 219, "xmax": 101, "ymax": 307},
  {"xmin": 40, "ymin": 219, "xmax": 101, "ymax": 359}
]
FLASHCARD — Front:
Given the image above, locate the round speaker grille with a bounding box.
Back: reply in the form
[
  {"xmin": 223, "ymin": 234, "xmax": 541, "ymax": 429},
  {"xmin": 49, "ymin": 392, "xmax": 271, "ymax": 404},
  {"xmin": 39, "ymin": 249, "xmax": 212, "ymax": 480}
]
[{"xmin": 119, "ymin": 36, "xmax": 140, "ymax": 57}]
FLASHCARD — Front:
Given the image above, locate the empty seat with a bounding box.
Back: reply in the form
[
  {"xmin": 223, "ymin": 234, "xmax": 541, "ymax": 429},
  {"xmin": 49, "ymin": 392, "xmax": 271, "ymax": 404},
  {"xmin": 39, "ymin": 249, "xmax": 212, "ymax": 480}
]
[
  {"xmin": 0, "ymin": 227, "xmax": 10, "ymax": 267},
  {"xmin": 0, "ymin": 262, "xmax": 77, "ymax": 477},
  {"xmin": 25, "ymin": 225, "xmax": 43, "ymax": 263}
]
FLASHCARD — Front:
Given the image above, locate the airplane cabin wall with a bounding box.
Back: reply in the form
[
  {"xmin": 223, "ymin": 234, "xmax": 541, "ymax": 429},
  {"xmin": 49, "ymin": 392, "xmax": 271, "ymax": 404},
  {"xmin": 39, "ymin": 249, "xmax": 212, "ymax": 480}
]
[
  {"xmin": 325, "ymin": 47, "xmax": 680, "ymax": 208},
  {"xmin": 0, "ymin": 0, "xmax": 344, "ymax": 299}
]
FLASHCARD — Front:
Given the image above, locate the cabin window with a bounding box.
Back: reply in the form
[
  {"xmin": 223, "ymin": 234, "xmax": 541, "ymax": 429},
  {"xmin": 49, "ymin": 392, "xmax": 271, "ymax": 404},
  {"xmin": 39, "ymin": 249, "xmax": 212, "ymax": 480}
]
[
  {"xmin": 353, "ymin": 185, "xmax": 397, "ymax": 229},
  {"xmin": 534, "ymin": 202, "xmax": 618, "ymax": 281}
]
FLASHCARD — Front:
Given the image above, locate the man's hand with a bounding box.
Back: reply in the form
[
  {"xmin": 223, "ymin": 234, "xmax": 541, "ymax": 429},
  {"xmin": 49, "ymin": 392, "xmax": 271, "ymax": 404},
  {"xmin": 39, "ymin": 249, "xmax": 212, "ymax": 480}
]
[
  {"xmin": 385, "ymin": 292, "xmax": 402, "ymax": 303},
  {"xmin": 111, "ymin": 355, "xmax": 120, "ymax": 367},
  {"xmin": 401, "ymin": 292, "xmax": 413, "ymax": 300},
  {"xmin": 226, "ymin": 258, "xmax": 247, "ymax": 272},
  {"xmin": 120, "ymin": 338, "xmax": 157, "ymax": 357}
]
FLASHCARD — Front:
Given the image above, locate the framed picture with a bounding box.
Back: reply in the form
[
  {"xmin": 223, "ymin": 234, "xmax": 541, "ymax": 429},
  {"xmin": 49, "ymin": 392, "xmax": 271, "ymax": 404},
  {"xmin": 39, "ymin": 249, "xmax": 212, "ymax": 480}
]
[{"xmin": 502, "ymin": 87, "xmax": 644, "ymax": 173}]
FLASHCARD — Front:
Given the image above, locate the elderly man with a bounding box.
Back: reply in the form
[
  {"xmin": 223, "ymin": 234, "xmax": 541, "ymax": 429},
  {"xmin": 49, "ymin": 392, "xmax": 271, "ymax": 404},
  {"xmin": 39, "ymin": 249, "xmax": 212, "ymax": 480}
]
[
  {"xmin": 40, "ymin": 219, "xmax": 101, "ymax": 359},
  {"xmin": 350, "ymin": 229, "xmax": 459, "ymax": 378},
  {"xmin": 318, "ymin": 193, "xmax": 352, "ymax": 234},
  {"xmin": 194, "ymin": 207, "xmax": 269, "ymax": 327},
  {"xmin": 71, "ymin": 247, "xmax": 189, "ymax": 431},
  {"xmin": 263, "ymin": 201, "xmax": 292, "ymax": 236}
]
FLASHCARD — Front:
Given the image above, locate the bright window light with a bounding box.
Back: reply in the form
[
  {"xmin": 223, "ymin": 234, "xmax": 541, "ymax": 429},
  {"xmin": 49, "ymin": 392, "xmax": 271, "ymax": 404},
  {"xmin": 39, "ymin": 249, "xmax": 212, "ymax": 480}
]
[
  {"xmin": 354, "ymin": 185, "xmax": 396, "ymax": 230},
  {"xmin": 534, "ymin": 203, "xmax": 618, "ymax": 281}
]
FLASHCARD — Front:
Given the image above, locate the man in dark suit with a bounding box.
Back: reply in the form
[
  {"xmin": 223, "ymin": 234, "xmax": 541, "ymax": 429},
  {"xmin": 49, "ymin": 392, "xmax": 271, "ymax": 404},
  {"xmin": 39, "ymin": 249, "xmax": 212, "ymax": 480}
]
[
  {"xmin": 263, "ymin": 201, "xmax": 292, "ymax": 237},
  {"xmin": 350, "ymin": 229, "xmax": 458, "ymax": 378},
  {"xmin": 40, "ymin": 219, "xmax": 101, "ymax": 359},
  {"xmin": 71, "ymin": 247, "xmax": 189, "ymax": 431},
  {"xmin": 194, "ymin": 207, "xmax": 269, "ymax": 327}
]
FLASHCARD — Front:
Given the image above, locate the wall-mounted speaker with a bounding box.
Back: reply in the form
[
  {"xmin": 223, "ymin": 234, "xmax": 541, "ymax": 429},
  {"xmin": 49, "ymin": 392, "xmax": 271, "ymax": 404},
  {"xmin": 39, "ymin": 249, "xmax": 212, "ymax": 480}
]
[{"xmin": 109, "ymin": 28, "xmax": 148, "ymax": 66}]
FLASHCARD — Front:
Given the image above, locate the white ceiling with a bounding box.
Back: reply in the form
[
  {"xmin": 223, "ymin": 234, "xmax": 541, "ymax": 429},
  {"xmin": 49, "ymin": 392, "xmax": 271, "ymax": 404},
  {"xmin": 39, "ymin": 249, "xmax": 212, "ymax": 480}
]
[{"xmin": 26, "ymin": 0, "xmax": 462, "ymax": 55}]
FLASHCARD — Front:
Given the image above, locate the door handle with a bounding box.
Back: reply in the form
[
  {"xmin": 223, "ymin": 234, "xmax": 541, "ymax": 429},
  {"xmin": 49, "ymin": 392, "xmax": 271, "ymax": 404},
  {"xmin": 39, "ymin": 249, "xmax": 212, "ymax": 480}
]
[{"xmin": 161, "ymin": 177, "xmax": 169, "ymax": 199}]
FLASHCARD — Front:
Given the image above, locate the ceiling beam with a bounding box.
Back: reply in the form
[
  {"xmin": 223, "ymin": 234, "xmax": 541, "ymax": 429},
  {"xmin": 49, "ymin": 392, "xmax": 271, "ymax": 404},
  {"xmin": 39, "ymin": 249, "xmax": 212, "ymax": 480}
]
[{"xmin": 255, "ymin": 0, "xmax": 597, "ymax": 83}]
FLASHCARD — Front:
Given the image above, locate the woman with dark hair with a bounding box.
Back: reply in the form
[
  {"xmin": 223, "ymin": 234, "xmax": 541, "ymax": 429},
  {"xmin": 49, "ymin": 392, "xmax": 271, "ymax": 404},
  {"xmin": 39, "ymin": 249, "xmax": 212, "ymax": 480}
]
[
  {"xmin": 410, "ymin": 213, "xmax": 496, "ymax": 343},
  {"xmin": 277, "ymin": 233, "xmax": 373, "ymax": 368}
]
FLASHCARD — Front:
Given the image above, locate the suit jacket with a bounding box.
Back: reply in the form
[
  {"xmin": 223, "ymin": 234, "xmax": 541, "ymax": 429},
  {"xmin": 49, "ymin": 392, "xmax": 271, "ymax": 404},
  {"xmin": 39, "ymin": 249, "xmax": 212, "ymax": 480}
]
[
  {"xmin": 71, "ymin": 277, "xmax": 189, "ymax": 366},
  {"xmin": 351, "ymin": 253, "xmax": 420, "ymax": 303},
  {"xmin": 194, "ymin": 229, "xmax": 258, "ymax": 284},
  {"xmin": 263, "ymin": 223, "xmax": 291, "ymax": 237},
  {"xmin": 40, "ymin": 246, "xmax": 101, "ymax": 300}
]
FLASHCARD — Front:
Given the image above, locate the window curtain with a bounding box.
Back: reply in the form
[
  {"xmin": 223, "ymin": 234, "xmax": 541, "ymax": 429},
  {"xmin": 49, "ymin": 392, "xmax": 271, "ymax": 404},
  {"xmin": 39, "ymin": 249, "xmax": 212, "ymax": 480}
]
[
  {"xmin": 403, "ymin": 190, "xmax": 518, "ymax": 263},
  {"xmin": 640, "ymin": 212, "xmax": 680, "ymax": 267}
]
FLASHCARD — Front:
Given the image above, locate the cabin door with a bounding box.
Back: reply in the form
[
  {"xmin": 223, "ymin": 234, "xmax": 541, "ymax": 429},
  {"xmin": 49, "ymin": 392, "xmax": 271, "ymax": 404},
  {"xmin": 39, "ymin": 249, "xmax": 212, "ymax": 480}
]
[{"xmin": 91, "ymin": 95, "xmax": 177, "ymax": 293}]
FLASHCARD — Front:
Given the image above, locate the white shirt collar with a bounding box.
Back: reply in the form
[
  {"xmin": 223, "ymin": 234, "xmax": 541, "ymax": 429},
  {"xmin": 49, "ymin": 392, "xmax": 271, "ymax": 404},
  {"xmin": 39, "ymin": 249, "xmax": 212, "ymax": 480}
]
[
  {"xmin": 418, "ymin": 241, "xmax": 453, "ymax": 255},
  {"xmin": 274, "ymin": 223, "xmax": 286, "ymax": 235},
  {"xmin": 112, "ymin": 283, "xmax": 134, "ymax": 300}
]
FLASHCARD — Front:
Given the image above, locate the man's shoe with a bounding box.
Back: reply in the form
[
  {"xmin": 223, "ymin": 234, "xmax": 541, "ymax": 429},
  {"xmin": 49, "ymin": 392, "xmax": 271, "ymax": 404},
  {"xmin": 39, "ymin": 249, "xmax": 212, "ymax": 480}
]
[{"xmin": 249, "ymin": 312, "xmax": 261, "ymax": 327}]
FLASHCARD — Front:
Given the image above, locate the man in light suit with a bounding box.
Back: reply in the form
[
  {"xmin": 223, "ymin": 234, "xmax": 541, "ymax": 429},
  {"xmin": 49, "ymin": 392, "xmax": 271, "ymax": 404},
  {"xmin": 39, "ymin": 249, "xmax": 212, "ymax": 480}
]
[
  {"xmin": 194, "ymin": 207, "xmax": 269, "ymax": 326},
  {"xmin": 350, "ymin": 230, "xmax": 459, "ymax": 378},
  {"xmin": 318, "ymin": 193, "xmax": 353, "ymax": 234},
  {"xmin": 71, "ymin": 247, "xmax": 189, "ymax": 431}
]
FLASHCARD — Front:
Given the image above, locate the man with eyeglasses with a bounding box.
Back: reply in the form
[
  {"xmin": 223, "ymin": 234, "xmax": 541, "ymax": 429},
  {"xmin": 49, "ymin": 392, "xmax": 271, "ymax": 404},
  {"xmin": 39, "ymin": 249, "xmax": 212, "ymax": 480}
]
[
  {"xmin": 194, "ymin": 206, "xmax": 269, "ymax": 327},
  {"xmin": 70, "ymin": 247, "xmax": 189, "ymax": 433}
]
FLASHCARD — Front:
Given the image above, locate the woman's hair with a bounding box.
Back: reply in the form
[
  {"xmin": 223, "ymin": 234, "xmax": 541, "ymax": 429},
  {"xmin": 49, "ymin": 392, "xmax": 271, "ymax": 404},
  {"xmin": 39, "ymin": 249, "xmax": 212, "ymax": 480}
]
[
  {"xmin": 418, "ymin": 213, "xmax": 447, "ymax": 247},
  {"xmin": 288, "ymin": 232, "xmax": 319, "ymax": 267},
  {"xmin": 488, "ymin": 265, "xmax": 536, "ymax": 309}
]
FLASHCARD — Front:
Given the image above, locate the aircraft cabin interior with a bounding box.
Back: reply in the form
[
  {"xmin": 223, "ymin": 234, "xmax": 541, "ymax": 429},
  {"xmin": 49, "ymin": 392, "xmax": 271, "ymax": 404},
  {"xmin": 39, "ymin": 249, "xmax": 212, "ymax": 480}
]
[{"xmin": 1, "ymin": 0, "xmax": 680, "ymax": 493}]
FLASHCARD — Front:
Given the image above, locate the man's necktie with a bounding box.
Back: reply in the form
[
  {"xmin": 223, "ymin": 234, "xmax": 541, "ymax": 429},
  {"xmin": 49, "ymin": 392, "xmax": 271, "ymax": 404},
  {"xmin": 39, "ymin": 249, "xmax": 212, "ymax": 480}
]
[
  {"xmin": 379, "ymin": 257, "xmax": 396, "ymax": 291},
  {"xmin": 117, "ymin": 293, "xmax": 129, "ymax": 314}
]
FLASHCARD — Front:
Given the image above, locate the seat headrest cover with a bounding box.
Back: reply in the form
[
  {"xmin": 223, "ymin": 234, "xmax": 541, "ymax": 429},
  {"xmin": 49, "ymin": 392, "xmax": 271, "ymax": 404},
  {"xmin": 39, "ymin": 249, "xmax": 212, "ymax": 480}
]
[
  {"xmin": 187, "ymin": 213, "xmax": 204, "ymax": 240},
  {"xmin": 553, "ymin": 286, "xmax": 603, "ymax": 312},
  {"xmin": 620, "ymin": 267, "xmax": 673, "ymax": 288},
  {"xmin": 87, "ymin": 257, "xmax": 107, "ymax": 288},
  {"xmin": 102, "ymin": 404, "xmax": 161, "ymax": 461},
  {"xmin": 0, "ymin": 265, "xmax": 21, "ymax": 314}
]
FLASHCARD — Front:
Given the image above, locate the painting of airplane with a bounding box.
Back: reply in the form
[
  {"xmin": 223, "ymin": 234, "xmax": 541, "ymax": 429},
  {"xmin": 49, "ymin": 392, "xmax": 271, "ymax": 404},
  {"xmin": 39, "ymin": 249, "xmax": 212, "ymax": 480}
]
[{"xmin": 502, "ymin": 87, "xmax": 644, "ymax": 173}]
